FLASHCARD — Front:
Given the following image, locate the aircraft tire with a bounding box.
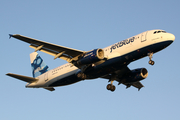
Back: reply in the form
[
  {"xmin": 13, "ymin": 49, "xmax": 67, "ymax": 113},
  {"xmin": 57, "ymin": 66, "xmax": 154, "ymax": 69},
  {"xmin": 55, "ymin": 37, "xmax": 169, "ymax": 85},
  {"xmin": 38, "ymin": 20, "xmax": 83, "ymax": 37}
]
[
  {"xmin": 111, "ymin": 85, "xmax": 116, "ymax": 92},
  {"xmin": 151, "ymin": 61, "xmax": 155, "ymax": 65},
  {"xmin": 106, "ymin": 84, "xmax": 116, "ymax": 92},
  {"xmin": 81, "ymin": 73, "xmax": 86, "ymax": 80},
  {"xmin": 77, "ymin": 73, "xmax": 86, "ymax": 80},
  {"xmin": 107, "ymin": 84, "xmax": 112, "ymax": 90},
  {"xmin": 149, "ymin": 60, "xmax": 155, "ymax": 65}
]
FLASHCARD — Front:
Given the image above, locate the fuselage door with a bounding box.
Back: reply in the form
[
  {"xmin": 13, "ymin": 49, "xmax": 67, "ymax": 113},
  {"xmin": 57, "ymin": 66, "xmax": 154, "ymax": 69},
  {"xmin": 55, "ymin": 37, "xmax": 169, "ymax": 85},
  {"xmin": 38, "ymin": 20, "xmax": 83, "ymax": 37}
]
[
  {"xmin": 44, "ymin": 72, "xmax": 48, "ymax": 82},
  {"xmin": 141, "ymin": 31, "xmax": 148, "ymax": 42}
]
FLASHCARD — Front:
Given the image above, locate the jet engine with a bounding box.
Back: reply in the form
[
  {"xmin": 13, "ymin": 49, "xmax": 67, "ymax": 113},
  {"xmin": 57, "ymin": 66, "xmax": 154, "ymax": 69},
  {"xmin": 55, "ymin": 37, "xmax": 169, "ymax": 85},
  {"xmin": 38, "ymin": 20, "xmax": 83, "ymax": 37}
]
[
  {"xmin": 120, "ymin": 68, "xmax": 148, "ymax": 83},
  {"xmin": 76, "ymin": 49, "xmax": 104, "ymax": 65}
]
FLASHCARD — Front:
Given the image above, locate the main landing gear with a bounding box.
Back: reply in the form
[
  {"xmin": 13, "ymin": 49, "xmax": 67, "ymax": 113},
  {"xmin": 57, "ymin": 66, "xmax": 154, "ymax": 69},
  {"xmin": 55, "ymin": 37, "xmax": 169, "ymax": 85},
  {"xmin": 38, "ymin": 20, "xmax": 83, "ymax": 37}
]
[
  {"xmin": 106, "ymin": 74, "xmax": 116, "ymax": 92},
  {"xmin": 148, "ymin": 52, "xmax": 155, "ymax": 65},
  {"xmin": 107, "ymin": 81, "xmax": 116, "ymax": 92}
]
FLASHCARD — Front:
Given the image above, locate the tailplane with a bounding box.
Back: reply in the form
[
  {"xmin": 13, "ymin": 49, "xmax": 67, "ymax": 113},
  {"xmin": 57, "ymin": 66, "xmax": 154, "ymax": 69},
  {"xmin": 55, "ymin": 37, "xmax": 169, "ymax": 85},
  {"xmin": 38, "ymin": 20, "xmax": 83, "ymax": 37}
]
[
  {"xmin": 6, "ymin": 73, "xmax": 38, "ymax": 83},
  {"xmin": 30, "ymin": 52, "xmax": 49, "ymax": 78}
]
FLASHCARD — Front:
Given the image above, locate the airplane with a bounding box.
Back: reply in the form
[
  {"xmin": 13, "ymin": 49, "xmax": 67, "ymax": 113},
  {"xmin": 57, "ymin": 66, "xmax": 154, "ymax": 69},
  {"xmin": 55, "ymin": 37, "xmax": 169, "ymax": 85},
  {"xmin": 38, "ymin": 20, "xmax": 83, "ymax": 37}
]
[{"xmin": 6, "ymin": 29, "xmax": 175, "ymax": 92}]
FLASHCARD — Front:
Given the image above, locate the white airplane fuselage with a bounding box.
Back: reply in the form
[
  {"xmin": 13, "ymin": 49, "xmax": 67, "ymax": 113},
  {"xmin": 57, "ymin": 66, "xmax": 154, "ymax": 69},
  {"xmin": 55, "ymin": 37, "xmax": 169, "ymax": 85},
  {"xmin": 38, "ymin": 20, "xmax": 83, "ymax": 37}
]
[{"xmin": 26, "ymin": 29, "xmax": 175, "ymax": 88}]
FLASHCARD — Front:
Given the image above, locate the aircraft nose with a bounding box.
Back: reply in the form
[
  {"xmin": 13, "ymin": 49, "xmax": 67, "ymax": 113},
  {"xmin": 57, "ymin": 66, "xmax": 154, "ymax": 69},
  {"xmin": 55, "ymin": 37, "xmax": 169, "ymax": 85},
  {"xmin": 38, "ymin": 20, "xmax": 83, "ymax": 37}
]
[{"xmin": 169, "ymin": 33, "xmax": 175, "ymax": 41}]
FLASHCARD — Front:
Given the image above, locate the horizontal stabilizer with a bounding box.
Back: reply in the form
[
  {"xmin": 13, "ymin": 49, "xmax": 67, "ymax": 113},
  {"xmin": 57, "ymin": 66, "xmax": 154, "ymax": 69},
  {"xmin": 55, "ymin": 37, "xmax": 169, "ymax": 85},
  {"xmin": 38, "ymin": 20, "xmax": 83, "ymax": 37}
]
[
  {"xmin": 44, "ymin": 87, "xmax": 55, "ymax": 91},
  {"xmin": 6, "ymin": 73, "xmax": 38, "ymax": 83}
]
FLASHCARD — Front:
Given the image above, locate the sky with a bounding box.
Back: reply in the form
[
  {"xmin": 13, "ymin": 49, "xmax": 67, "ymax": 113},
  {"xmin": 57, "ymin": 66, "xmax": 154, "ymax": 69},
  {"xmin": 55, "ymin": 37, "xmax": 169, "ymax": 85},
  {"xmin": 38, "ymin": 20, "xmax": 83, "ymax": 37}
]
[{"xmin": 1, "ymin": 0, "xmax": 180, "ymax": 120}]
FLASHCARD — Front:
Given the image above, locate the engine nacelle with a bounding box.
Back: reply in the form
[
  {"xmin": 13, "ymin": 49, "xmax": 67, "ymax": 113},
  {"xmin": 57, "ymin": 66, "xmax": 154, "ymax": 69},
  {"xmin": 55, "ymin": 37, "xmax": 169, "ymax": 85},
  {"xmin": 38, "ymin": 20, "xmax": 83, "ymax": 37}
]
[
  {"xmin": 122, "ymin": 68, "xmax": 148, "ymax": 83},
  {"xmin": 76, "ymin": 49, "xmax": 104, "ymax": 65}
]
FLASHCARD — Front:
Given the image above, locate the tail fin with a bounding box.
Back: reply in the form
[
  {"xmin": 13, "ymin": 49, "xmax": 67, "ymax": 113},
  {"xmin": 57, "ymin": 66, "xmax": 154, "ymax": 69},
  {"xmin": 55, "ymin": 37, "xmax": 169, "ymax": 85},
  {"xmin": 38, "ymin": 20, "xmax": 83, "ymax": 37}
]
[{"xmin": 30, "ymin": 52, "xmax": 49, "ymax": 78}]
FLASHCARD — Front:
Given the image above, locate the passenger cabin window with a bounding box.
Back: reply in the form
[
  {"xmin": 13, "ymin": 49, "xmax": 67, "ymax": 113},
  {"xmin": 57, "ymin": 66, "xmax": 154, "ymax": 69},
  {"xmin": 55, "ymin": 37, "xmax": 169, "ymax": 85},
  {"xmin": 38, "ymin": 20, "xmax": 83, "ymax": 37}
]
[{"xmin": 153, "ymin": 30, "xmax": 166, "ymax": 34}]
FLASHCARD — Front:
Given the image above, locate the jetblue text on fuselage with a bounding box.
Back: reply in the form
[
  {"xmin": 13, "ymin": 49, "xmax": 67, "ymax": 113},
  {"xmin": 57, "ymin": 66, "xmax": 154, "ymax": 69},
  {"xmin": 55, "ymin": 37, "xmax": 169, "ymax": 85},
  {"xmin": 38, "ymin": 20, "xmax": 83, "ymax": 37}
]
[{"xmin": 110, "ymin": 37, "xmax": 135, "ymax": 53}]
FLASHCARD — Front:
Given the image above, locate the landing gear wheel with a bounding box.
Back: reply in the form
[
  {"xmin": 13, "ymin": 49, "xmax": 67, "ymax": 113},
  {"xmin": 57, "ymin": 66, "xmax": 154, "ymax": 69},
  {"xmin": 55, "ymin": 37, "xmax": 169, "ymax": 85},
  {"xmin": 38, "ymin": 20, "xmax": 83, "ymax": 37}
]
[
  {"xmin": 106, "ymin": 84, "xmax": 116, "ymax": 92},
  {"xmin": 107, "ymin": 84, "xmax": 112, "ymax": 90},
  {"xmin": 77, "ymin": 72, "xmax": 86, "ymax": 80},
  {"xmin": 111, "ymin": 85, "xmax": 116, "ymax": 92},
  {"xmin": 149, "ymin": 60, "xmax": 155, "ymax": 65},
  {"xmin": 148, "ymin": 53, "xmax": 155, "ymax": 66},
  {"xmin": 81, "ymin": 73, "xmax": 86, "ymax": 79}
]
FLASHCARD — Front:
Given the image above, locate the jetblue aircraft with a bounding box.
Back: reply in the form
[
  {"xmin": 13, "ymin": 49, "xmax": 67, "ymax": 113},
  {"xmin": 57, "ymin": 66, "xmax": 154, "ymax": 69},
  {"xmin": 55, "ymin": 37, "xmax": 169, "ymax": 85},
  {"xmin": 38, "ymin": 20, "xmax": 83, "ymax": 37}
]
[{"xmin": 6, "ymin": 29, "xmax": 175, "ymax": 92}]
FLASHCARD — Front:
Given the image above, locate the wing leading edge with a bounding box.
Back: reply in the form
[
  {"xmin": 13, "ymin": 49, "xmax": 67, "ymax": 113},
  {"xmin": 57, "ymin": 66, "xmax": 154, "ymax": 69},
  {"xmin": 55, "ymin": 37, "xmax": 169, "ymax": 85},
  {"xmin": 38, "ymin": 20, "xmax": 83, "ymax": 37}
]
[{"xmin": 9, "ymin": 34, "xmax": 85, "ymax": 62}]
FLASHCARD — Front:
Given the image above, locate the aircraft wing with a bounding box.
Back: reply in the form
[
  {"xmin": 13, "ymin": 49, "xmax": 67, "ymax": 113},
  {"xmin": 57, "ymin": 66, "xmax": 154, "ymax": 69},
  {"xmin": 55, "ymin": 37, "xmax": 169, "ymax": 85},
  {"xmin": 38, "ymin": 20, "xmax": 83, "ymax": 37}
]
[
  {"xmin": 123, "ymin": 81, "xmax": 144, "ymax": 91},
  {"xmin": 9, "ymin": 34, "xmax": 85, "ymax": 62},
  {"xmin": 101, "ymin": 66, "xmax": 144, "ymax": 91},
  {"xmin": 132, "ymin": 81, "xmax": 144, "ymax": 90}
]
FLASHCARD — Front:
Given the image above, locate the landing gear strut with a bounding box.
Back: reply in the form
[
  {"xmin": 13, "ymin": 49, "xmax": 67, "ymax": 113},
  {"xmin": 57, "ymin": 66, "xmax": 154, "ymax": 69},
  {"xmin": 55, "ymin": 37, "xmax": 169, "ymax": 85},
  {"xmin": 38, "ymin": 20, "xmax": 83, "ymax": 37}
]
[{"xmin": 148, "ymin": 52, "xmax": 155, "ymax": 65}]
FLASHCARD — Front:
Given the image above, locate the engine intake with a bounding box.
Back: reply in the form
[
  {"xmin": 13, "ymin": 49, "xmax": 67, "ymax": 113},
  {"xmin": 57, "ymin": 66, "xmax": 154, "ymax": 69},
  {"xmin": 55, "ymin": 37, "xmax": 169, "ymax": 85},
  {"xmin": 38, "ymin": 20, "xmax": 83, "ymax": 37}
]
[{"xmin": 76, "ymin": 49, "xmax": 104, "ymax": 65}]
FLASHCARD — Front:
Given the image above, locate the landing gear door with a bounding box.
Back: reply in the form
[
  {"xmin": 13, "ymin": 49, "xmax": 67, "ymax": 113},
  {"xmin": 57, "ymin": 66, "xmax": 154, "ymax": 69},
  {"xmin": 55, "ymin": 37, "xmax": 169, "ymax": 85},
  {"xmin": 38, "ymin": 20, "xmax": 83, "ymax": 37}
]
[{"xmin": 141, "ymin": 31, "xmax": 148, "ymax": 42}]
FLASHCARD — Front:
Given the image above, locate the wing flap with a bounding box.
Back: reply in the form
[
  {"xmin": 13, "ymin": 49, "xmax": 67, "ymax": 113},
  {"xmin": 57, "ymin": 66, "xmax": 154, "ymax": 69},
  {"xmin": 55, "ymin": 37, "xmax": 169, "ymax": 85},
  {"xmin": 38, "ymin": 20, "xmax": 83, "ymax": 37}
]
[
  {"xmin": 30, "ymin": 45, "xmax": 72, "ymax": 61},
  {"xmin": 44, "ymin": 87, "xmax": 55, "ymax": 91},
  {"xmin": 123, "ymin": 81, "xmax": 144, "ymax": 91},
  {"xmin": 100, "ymin": 66, "xmax": 144, "ymax": 91},
  {"xmin": 132, "ymin": 81, "xmax": 144, "ymax": 90},
  {"xmin": 6, "ymin": 73, "xmax": 38, "ymax": 83}
]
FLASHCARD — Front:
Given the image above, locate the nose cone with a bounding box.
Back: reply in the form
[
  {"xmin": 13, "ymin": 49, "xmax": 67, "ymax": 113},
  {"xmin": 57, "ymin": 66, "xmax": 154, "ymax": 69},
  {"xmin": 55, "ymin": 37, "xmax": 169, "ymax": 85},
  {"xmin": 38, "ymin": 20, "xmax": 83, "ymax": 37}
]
[{"xmin": 169, "ymin": 33, "xmax": 175, "ymax": 41}]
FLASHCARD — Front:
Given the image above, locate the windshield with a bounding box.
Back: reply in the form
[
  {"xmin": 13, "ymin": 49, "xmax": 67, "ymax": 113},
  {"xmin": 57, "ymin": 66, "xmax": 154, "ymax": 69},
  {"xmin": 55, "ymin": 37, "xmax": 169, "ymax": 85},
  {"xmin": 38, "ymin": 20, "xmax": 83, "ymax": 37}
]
[{"xmin": 153, "ymin": 30, "xmax": 166, "ymax": 34}]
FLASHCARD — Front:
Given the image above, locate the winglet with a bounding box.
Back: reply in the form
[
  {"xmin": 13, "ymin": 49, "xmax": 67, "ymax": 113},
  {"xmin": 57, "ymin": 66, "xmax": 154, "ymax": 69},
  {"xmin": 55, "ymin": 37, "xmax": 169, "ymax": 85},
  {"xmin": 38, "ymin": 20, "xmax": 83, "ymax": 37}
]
[{"xmin": 9, "ymin": 34, "xmax": 13, "ymax": 39}]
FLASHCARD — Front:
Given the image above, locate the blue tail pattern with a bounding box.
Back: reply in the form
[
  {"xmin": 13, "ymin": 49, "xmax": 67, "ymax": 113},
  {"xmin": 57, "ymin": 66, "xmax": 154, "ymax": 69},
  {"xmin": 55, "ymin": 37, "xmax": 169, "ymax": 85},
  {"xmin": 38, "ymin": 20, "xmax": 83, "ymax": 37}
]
[{"xmin": 30, "ymin": 52, "xmax": 49, "ymax": 78}]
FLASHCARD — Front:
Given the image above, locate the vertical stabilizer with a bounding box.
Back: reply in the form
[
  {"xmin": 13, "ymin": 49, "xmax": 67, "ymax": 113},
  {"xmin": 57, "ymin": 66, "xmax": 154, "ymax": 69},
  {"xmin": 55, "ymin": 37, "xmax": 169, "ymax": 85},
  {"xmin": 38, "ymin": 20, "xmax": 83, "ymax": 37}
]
[{"xmin": 30, "ymin": 52, "xmax": 49, "ymax": 78}]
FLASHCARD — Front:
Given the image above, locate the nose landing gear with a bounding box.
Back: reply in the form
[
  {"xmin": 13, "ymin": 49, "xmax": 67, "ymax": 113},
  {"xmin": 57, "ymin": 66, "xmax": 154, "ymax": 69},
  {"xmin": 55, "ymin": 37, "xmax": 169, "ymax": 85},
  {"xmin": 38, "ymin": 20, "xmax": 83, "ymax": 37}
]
[
  {"xmin": 149, "ymin": 60, "xmax": 155, "ymax": 65},
  {"xmin": 148, "ymin": 53, "xmax": 155, "ymax": 65}
]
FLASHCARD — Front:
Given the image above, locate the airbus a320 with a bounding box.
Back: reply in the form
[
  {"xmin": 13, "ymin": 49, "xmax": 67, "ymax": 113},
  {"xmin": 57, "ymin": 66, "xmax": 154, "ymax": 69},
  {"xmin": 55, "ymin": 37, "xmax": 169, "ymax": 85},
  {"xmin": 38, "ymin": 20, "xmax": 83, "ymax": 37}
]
[{"xmin": 6, "ymin": 29, "xmax": 175, "ymax": 92}]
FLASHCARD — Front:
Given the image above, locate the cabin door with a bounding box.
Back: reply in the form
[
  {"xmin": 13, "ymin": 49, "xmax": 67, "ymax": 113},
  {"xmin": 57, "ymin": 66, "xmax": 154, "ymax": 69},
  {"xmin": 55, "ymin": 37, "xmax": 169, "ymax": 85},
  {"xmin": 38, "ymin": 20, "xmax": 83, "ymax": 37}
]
[
  {"xmin": 141, "ymin": 31, "xmax": 148, "ymax": 42},
  {"xmin": 44, "ymin": 72, "xmax": 48, "ymax": 82}
]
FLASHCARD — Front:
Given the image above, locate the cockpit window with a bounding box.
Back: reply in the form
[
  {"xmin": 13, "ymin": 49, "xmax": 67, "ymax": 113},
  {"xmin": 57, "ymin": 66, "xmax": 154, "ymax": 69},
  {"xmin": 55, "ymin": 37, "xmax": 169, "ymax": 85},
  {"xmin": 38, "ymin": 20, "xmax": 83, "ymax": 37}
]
[
  {"xmin": 162, "ymin": 31, "xmax": 166, "ymax": 33},
  {"xmin": 153, "ymin": 30, "xmax": 167, "ymax": 34}
]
